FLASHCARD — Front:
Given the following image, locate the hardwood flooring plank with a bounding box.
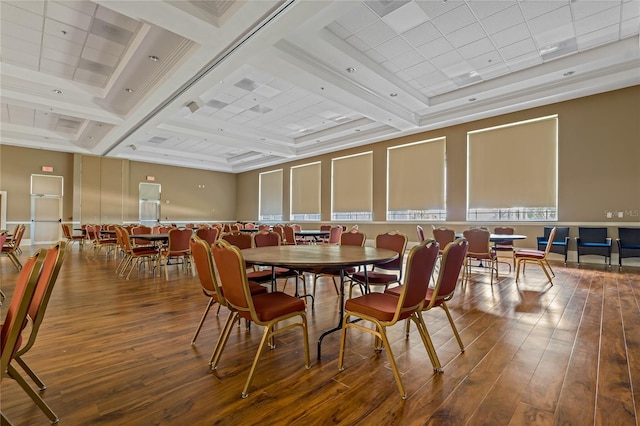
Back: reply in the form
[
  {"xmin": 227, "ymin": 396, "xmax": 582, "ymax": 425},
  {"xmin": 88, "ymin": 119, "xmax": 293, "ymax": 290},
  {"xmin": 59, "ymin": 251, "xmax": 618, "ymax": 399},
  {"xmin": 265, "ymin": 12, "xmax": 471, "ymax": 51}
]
[{"xmin": 1, "ymin": 247, "xmax": 639, "ymax": 425}]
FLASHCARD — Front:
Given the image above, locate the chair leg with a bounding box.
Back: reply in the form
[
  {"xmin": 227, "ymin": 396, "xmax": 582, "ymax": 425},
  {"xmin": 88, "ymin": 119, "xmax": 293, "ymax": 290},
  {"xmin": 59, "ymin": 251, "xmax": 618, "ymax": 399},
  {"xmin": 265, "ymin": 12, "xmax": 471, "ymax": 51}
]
[
  {"xmin": 191, "ymin": 298, "xmax": 216, "ymax": 345},
  {"xmin": 6, "ymin": 365, "xmax": 58, "ymax": 424},
  {"xmin": 413, "ymin": 314, "xmax": 443, "ymax": 372},
  {"xmin": 14, "ymin": 356, "xmax": 46, "ymax": 391},
  {"xmin": 242, "ymin": 323, "xmax": 272, "ymax": 398},
  {"xmin": 338, "ymin": 314, "xmax": 350, "ymax": 371},
  {"xmin": 441, "ymin": 303, "xmax": 464, "ymax": 352},
  {"xmin": 210, "ymin": 311, "xmax": 238, "ymax": 368},
  {"xmin": 538, "ymin": 260, "xmax": 554, "ymax": 284},
  {"xmin": 544, "ymin": 259, "xmax": 555, "ymax": 277},
  {"xmin": 377, "ymin": 325, "xmax": 406, "ymax": 399}
]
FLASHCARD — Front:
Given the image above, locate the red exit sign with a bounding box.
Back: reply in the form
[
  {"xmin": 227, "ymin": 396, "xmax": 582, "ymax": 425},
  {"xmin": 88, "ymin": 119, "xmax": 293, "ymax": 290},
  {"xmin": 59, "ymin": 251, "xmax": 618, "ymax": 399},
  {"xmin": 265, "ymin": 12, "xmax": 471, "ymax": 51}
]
[{"xmin": 42, "ymin": 166, "xmax": 54, "ymax": 172}]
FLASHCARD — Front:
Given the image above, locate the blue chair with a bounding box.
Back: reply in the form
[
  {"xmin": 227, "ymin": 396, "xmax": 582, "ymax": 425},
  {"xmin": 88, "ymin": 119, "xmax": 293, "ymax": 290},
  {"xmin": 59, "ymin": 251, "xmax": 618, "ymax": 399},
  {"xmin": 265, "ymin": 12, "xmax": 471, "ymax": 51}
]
[
  {"xmin": 617, "ymin": 228, "xmax": 640, "ymax": 270},
  {"xmin": 537, "ymin": 226, "xmax": 569, "ymax": 264},
  {"xmin": 576, "ymin": 227, "xmax": 611, "ymax": 268}
]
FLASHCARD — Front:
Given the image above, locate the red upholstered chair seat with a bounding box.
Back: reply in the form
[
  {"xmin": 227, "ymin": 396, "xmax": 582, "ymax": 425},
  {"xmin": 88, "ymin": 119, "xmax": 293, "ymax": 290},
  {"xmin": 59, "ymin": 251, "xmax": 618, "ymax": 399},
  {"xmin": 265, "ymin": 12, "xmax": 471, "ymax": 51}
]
[
  {"xmin": 515, "ymin": 249, "xmax": 545, "ymax": 259},
  {"xmin": 351, "ymin": 270, "xmax": 397, "ymax": 285},
  {"xmin": 249, "ymin": 292, "xmax": 306, "ymax": 322},
  {"xmin": 344, "ymin": 292, "xmax": 413, "ymax": 322}
]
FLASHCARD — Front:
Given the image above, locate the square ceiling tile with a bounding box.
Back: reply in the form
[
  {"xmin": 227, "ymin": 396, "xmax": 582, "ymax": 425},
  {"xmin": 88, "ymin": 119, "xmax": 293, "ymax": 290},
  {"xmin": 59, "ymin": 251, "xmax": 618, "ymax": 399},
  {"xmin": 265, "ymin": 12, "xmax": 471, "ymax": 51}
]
[
  {"xmin": 335, "ymin": 2, "xmax": 378, "ymax": 33},
  {"xmin": 401, "ymin": 20, "xmax": 441, "ymax": 48},
  {"xmin": 491, "ymin": 23, "xmax": 531, "ymax": 49},
  {"xmin": 381, "ymin": 1, "xmax": 429, "ymax": 34},
  {"xmin": 376, "ymin": 36, "xmax": 413, "ymax": 59},
  {"xmin": 356, "ymin": 19, "xmax": 396, "ymax": 48},
  {"xmin": 1, "ymin": 2, "xmax": 43, "ymax": 31},
  {"xmin": 458, "ymin": 37, "xmax": 496, "ymax": 60},
  {"xmin": 447, "ymin": 22, "xmax": 485, "ymax": 49},
  {"xmin": 43, "ymin": 33, "xmax": 82, "ymax": 56},
  {"xmin": 46, "ymin": 1, "xmax": 92, "ymax": 31},
  {"xmin": 481, "ymin": 5, "xmax": 524, "ymax": 35},
  {"xmin": 417, "ymin": 37, "xmax": 453, "ymax": 60},
  {"xmin": 431, "ymin": 3, "xmax": 477, "ymax": 35}
]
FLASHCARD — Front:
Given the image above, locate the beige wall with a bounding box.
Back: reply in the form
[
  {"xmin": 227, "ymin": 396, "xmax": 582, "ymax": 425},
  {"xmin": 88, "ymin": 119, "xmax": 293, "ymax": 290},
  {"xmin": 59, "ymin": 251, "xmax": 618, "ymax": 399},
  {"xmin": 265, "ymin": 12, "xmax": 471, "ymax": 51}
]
[
  {"xmin": 0, "ymin": 148, "xmax": 238, "ymax": 227},
  {"xmin": 236, "ymin": 86, "xmax": 640, "ymax": 249},
  {"xmin": 1, "ymin": 86, "xmax": 638, "ymax": 254}
]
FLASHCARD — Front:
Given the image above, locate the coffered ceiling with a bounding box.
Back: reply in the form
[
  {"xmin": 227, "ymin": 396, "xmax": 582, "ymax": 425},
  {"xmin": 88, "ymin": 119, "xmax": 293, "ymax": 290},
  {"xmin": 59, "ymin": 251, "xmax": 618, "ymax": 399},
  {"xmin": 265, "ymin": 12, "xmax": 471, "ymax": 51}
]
[{"xmin": 1, "ymin": 0, "xmax": 638, "ymax": 173}]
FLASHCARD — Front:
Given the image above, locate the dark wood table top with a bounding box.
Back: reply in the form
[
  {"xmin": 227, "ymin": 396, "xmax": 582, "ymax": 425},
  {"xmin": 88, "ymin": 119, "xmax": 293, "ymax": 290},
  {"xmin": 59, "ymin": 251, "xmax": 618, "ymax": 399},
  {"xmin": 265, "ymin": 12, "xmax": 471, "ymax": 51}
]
[
  {"xmin": 456, "ymin": 233, "xmax": 527, "ymax": 242},
  {"xmin": 242, "ymin": 245, "xmax": 397, "ymax": 269},
  {"xmin": 130, "ymin": 233, "xmax": 169, "ymax": 241},
  {"xmin": 294, "ymin": 230, "xmax": 330, "ymax": 237}
]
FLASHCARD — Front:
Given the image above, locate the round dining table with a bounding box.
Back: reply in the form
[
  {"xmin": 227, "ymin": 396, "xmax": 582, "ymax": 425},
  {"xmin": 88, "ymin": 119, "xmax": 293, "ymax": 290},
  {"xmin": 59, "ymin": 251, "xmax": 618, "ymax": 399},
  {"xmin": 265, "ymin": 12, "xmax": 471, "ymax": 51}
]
[{"xmin": 242, "ymin": 245, "xmax": 398, "ymax": 359}]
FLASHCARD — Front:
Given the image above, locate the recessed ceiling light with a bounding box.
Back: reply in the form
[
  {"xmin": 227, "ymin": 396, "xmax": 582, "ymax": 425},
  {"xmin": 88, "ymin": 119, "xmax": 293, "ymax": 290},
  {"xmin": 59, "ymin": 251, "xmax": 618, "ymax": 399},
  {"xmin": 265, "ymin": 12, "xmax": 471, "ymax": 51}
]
[
  {"xmin": 346, "ymin": 67, "xmax": 356, "ymax": 73},
  {"xmin": 218, "ymin": 128, "xmax": 223, "ymax": 132},
  {"xmin": 89, "ymin": 136, "xmax": 94, "ymax": 139},
  {"xmin": 148, "ymin": 55, "xmax": 160, "ymax": 62},
  {"xmin": 53, "ymin": 89, "xmax": 63, "ymax": 94},
  {"xmin": 125, "ymin": 88, "xmax": 134, "ymax": 93},
  {"xmin": 61, "ymin": 30, "xmax": 67, "ymax": 35},
  {"xmin": 564, "ymin": 71, "xmax": 575, "ymax": 76},
  {"xmin": 390, "ymin": 93, "xmax": 398, "ymax": 97},
  {"xmin": 469, "ymin": 98, "xmax": 477, "ymax": 102}
]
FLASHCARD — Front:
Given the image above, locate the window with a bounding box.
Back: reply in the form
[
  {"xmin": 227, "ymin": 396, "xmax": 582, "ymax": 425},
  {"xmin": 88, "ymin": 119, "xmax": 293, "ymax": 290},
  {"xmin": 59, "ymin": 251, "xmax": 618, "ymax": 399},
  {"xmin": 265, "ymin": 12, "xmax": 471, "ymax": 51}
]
[
  {"xmin": 259, "ymin": 169, "xmax": 283, "ymax": 221},
  {"xmin": 387, "ymin": 137, "xmax": 446, "ymax": 221},
  {"xmin": 331, "ymin": 152, "xmax": 373, "ymax": 221},
  {"xmin": 467, "ymin": 115, "xmax": 558, "ymax": 221},
  {"xmin": 290, "ymin": 162, "xmax": 321, "ymax": 221}
]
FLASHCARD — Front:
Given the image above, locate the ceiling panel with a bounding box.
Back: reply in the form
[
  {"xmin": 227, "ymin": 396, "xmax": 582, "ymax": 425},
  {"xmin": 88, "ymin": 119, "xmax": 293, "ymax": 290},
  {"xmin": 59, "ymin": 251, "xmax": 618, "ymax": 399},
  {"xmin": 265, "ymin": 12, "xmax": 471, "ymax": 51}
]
[{"xmin": 1, "ymin": 0, "xmax": 638, "ymax": 172}]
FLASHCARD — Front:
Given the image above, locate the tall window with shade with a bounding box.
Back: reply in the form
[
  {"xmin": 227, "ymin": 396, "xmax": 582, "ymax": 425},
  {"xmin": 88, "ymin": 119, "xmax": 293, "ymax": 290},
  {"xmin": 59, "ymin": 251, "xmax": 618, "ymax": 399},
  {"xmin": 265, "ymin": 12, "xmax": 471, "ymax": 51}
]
[
  {"xmin": 387, "ymin": 137, "xmax": 446, "ymax": 221},
  {"xmin": 332, "ymin": 152, "xmax": 373, "ymax": 221},
  {"xmin": 467, "ymin": 115, "xmax": 558, "ymax": 221},
  {"xmin": 290, "ymin": 162, "xmax": 321, "ymax": 221},
  {"xmin": 259, "ymin": 169, "xmax": 283, "ymax": 222}
]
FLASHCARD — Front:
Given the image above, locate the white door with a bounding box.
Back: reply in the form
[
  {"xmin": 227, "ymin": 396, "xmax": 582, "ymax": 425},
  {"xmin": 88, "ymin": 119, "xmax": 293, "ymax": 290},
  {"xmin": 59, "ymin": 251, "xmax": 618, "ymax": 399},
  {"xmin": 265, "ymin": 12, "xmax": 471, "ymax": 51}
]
[
  {"xmin": 31, "ymin": 175, "xmax": 63, "ymax": 244},
  {"xmin": 139, "ymin": 183, "xmax": 161, "ymax": 226}
]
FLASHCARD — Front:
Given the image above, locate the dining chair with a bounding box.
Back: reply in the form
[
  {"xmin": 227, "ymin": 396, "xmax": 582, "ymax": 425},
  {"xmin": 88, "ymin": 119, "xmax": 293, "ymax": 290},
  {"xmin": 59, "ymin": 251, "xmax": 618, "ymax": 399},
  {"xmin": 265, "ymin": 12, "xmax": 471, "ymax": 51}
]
[
  {"xmin": 1, "ymin": 248, "xmax": 60, "ymax": 424},
  {"xmin": 253, "ymin": 231, "xmax": 304, "ymax": 294},
  {"xmin": 61, "ymin": 224, "xmax": 85, "ymax": 249},
  {"xmin": 349, "ymin": 231, "xmax": 408, "ymax": 297},
  {"xmin": 116, "ymin": 226, "xmax": 159, "ymax": 279},
  {"xmin": 432, "ymin": 227, "xmax": 455, "ymax": 256},
  {"xmin": 13, "ymin": 242, "xmax": 66, "ymax": 403},
  {"xmin": 416, "ymin": 225, "xmax": 426, "ymax": 242},
  {"xmin": 189, "ymin": 236, "xmax": 267, "ymax": 345},
  {"xmin": 318, "ymin": 225, "xmax": 342, "ymax": 245},
  {"xmin": 1, "ymin": 224, "xmax": 25, "ymax": 270},
  {"xmin": 4, "ymin": 224, "xmax": 21, "ymax": 252},
  {"xmin": 221, "ymin": 232, "xmax": 274, "ymax": 285},
  {"xmin": 386, "ymin": 238, "xmax": 468, "ymax": 372},
  {"xmin": 493, "ymin": 226, "xmax": 515, "ymax": 271},
  {"xmin": 258, "ymin": 224, "xmax": 270, "ymax": 231},
  {"xmin": 462, "ymin": 228, "xmax": 498, "ymax": 285},
  {"xmin": 313, "ymin": 228, "xmax": 366, "ymax": 298},
  {"xmin": 160, "ymin": 228, "xmax": 194, "ymax": 279},
  {"xmin": 210, "ymin": 239, "xmax": 310, "ymax": 398},
  {"xmin": 132, "ymin": 225, "xmax": 153, "ymax": 247},
  {"xmin": 515, "ymin": 227, "xmax": 557, "ymax": 284},
  {"xmin": 338, "ymin": 239, "xmax": 439, "ymax": 398},
  {"xmin": 195, "ymin": 226, "xmax": 219, "ymax": 246},
  {"xmin": 283, "ymin": 225, "xmax": 298, "ymax": 245},
  {"xmin": 272, "ymin": 225, "xmax": 286, "ymax": 243}
]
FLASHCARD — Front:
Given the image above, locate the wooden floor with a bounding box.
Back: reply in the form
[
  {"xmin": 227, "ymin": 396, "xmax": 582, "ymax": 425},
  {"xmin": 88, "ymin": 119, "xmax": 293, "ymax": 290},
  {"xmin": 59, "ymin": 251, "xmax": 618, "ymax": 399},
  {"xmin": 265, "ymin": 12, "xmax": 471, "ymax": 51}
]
[{"xmin": 2, "ymin": 243, "xmax": 639, "ymax": 425}]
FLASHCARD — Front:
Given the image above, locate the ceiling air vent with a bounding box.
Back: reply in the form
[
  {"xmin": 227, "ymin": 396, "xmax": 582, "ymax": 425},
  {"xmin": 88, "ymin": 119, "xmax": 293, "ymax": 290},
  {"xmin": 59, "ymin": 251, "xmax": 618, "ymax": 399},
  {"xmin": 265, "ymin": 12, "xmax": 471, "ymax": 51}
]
[
  {"xmin": 234, "ymin": 78, "xmax": 260, "ymax": 91},
  {"xmin": 206, "ymin": 99, "xmax": 229, "ymax": 109},
  {"xmin": 148, "ymin": 136, "xmax": 169, "ymax": 144},
  {"xmin": 57, "ymin": 118, "xmax": 82, "ymax": 130},
  {"xmin": 249, "ymin": 105, "xmax": 273, "ymax": 114},
  {"xmin": 90, "ymin": 18, "xmax": 134, "ymax": 45},
  {"xmin": 78, "ymin": 58, "xmax": 113, "ymax": 76}
]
